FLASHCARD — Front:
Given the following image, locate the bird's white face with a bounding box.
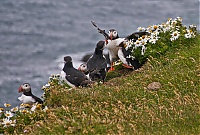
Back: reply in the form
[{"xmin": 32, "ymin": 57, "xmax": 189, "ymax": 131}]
[
  {"xmin": 78, "ymin": 63, "xmax": 87, "ymax": 72},
  {"xmin": 18, "ymin": 83, "xmax": 31, "ymax": 93},
  {"xmin": 108, "ymin": 30, "xmax": 118, "ymax": 40}
]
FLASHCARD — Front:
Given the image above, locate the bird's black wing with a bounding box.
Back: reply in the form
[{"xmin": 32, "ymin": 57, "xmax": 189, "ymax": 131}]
[
  {"xmin": 121, "ymin": 47, "xmax": 141, "ymax": 70},
  {"xmin": 91, "ymin": 21, "xmax": 110, "ymax": 40},
  {"xmin": 32, "ymin": 95, "xmax": 43, "ymax": 104},
  {"xmin": 65, "ymin": 68, "xmax": 88, "ymax": 86},
  {"xmin": 126, "ymin": 31, "xmax": 149, "ymax": 41},
  {"xmin": 87, "ymin": 55, "xmax": 107, "ymax": 71}
]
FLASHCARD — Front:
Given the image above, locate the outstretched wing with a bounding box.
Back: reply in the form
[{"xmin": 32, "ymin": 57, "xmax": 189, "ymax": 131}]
[
  {"xmin": 126, "ymin": 31, "xmax": 150, "ymax": 41},
  {"xmin": 91, "ymin": 21, "xmax": 110, "ymax": 40}
]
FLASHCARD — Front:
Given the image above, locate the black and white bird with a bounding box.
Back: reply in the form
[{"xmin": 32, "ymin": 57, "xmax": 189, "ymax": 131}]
[
  {"xmin": 61, "ymin": 56, "xmax": 93, "ymax": 87},
  {"xmin": 118, "ymin": 43, "xmax": 141, "ymax": 70},
  {"xmin": 106, "ymin": 29, "xmax": 148, "ymax": 71},
  {"xmin": 91, "ymin": 21, "xmax": 148, "ymax": 71},
  {"xmin": 18, "ymin": 83, "xmax": 43, "ymax": 105},
  {"xmin": 78, "ymin": 40, "xmax": 107, "ymax": 83}
]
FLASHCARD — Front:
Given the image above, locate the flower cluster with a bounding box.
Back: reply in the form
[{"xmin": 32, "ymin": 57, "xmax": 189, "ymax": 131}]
[
  {"xmin": 41, "ymin": 74, "xmax": 61, "ymax": 98},
  {"xmin": 41, "ymin": 74, "xmax": 71, "ymax": 100},
  {"xmin": 125, "ymin": 17, "xmax": 197, "ymax": 64},
  {"xmin": 0, "ymin": 102, "xmax": 49, "ymax": 134},
  {"xmin": 0, "ymin": 103, "xmax": 16, "ymax": 128}
]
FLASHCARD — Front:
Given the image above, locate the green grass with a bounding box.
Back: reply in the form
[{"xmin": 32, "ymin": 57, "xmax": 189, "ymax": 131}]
[{"xmin": 20, "ymin": 34, "xmax": 200, "ymax": 134}]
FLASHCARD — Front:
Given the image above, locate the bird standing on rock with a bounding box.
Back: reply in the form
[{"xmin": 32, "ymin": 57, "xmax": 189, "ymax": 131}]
[
  {"xmin": 18, "ymin": 83, "xmax": 43, "ymax": 105},
  {"xmin": 62, "ymin": 56, "xmax": 93, "ymax": 87}
]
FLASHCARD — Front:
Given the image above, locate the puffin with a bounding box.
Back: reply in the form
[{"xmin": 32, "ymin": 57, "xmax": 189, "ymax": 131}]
[
  {"xmin": 18, "ymin": 83, "xmax": 43, "ymax": 105},
  {"xmin": 62, "ymin": 56, "xmax": 93, "ymax": 87},
  {"xmin": 118, "ymin": 43, "xmax": 141, "ymax": 70},
  {"xmin": 106, "ymin": 29, "xmax": 149, "ymax": 71},
  {"xmin": 78, "ymin": 40, "xmax": 107, "ymax": 83},
  {"xmin": 91, "ymin": 21, "xmax": 148, "ymax": 71}
]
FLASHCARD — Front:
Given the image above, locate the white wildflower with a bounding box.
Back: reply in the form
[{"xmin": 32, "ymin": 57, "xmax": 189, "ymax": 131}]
[
  {"xmin": 185, "ymin": 33, "xmax": 192, "ymax": 38},
  {"xmin": 11, "ymin": 106, "xmax": 19, "ymax": 113},
  {"xmin": 137, "ymin": 26, "xmax": 146, "ymax": 32},
  {"xmin": 4, "ymin": 103, "xmax": 11, "ymax": 108},
  {"xmin": 176, "ymin": 17, "xmax": 183, "ymax": 22},
  {"xmin": 45, "ymin": 83, "xmax": 50, "ymax": 87},
  {"xmin": 170, "ymin": 30, "xmax": 180, "ymax": 41},
  {"xmin": 56, "ymin": 74, "xmax": 61, "ymax": 78},
  {"xmin": 189, "ymin": 24, "xmax": 196, "ymax": 29},
  {"xmin": 20, "ymin": 109, "xmax": 30, "ymax": 114},
  {"xmin": 5, "ymin": 111, "xmax": 14, "ymax": 119},
  {"xmin": 134, "ymin": 40, "xmax": 141, "ymax": 47},
  {"xmin": 30, "ymin": 104, "xmax": 37, "ymax": 112},
  {"xmin": 10, "ymin": 119, "xmax": 16, "ymax": 127},
  {"xmin": 0, "ymin": 108, "xmax": 4, "ymax": 113},
  {"xmin": 43, "ymin": 106, "xmax": 49, "ymax": 113},
  {"xmin": 2, "ymin": 118, "xmax": 11, "ymax": 128}
]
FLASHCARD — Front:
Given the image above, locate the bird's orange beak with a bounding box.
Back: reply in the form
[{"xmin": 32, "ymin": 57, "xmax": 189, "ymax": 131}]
[
  {"xmin": 109, "ymin": 32, "xmax": 113, "ymax": 40},
  {"xmin": 18, "ymin": 86, "xmax": 23, "ymax": 93}
]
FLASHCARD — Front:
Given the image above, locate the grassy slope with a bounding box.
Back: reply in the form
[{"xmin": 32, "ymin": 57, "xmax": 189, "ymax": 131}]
[{"xmin": 29, "ymin": 35, "xmax": 199, "ymax": 134}]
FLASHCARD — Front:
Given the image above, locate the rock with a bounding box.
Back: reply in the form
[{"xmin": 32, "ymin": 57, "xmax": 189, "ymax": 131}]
[{"xmin": 147, "ymin": 82, "xmax": 161, "ymax": 90}]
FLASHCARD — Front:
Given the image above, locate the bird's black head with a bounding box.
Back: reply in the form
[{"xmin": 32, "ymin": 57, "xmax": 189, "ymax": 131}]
[
  {"xmin": 18, "ymin": 83, "xmax": 31, "ymax": 93},
  {"xmin": 96, "ymin": 40, "xmax": 105, "ymax": 50},
  {"xmin": 63, "ymin": 56, "xmax": 73, "ymax": 70},
  {"xmin": 64, "ymin": 56, "xmax": 72, "ymax": 63},
  {"xmin": 108, "ymin": 29, "xmax": 119, "ymax": 40}
]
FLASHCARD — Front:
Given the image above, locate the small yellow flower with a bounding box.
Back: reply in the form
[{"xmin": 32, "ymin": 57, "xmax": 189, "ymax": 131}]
[
  {"xmin": 168, "ymin": 18, "xmax": 172, "ymax": 21},
  {"xmin": 5, "ymin": 111, "xmax": 14, "ymax": 118},
  {"xmin": 177, "ymin": 17, "xmax": 182, "ymax": 22},
  {"xmin": 11, "ymin": 107, "xmax": 19, "ymax": 112},
  {"xmin": 43, "ymin": 106, "xmax": 50, "ymax": 113},
  {"xmin": 142, "ymin": 35, "xmax": 146, "ymax": 39},
  {"xmin": 25, "ymin": 104, "xmax": 31, "ymax": 108},
  {"xmin": 2, "ymin": 118, "xmax": 11, "ymax": 128},
  {"xmin": 20, "ymin": 103, "xmax": 31, "ymax": 108},
  {"xmin": 134, "ymin": 41, "xmax": 140, "ymax": 46},
  {"xmin": 41, "ymin": 86, "xmax": 46, "ymax": 90},
  {"xmin": 20, "ymin": 109, "xmax": 28, "ymax": 114},
  {"xmin": 51, "ymin": 74, "xmax": 55, "ymax": 78},
  {"xmin": 153, "ymin": 25, "xmax": 158, "ymax": 30},
  {"xmin": 138, "ymin": 37, "xmax": 142, "ymax": 41},
  {"xmin": 36, "ymin": 104, "xmax": 42, "ymax": 110},
  {"xmin": 0, "ymin": 108, "xmax": 4, "ymax": 113},
  {"xmin": 11, "ymin": 119, "xmax": 16, "ymax": 127},
  {"xmin": 4, "ymin": 103, "xmax": 11, "ymax": 107},
  {"xmin": 141, "ymin": 41, "xmax": 146, "ymax": 45}
]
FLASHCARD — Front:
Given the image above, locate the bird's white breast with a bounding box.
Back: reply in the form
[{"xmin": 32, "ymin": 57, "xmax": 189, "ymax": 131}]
[
  {"xmin": 18, "ymin": 94, "xmax": 35, "ymax": 104},
  {"xmin": 60, "ymin": 70, "xmax": 66, "ymax": 81},
  {"xmin": 118, "ymin": 48, "xmax": 128, "ymax": 65},
  {"xmin": 106, "ymin": 38, "xmax": 125, "ymax": 61},
  {"xmin": 60, "ymin": 70, "xmax": 76, "ymax": 88},
  {"xmin": 106, "ymin": 38, "xmax": 125, "ymax": 49}
]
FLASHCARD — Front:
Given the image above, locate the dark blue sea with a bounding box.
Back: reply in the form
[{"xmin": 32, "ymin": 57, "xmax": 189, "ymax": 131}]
[{"xmin": 0, "ymin": 0, "xmax": 199, "ymax": 107}]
